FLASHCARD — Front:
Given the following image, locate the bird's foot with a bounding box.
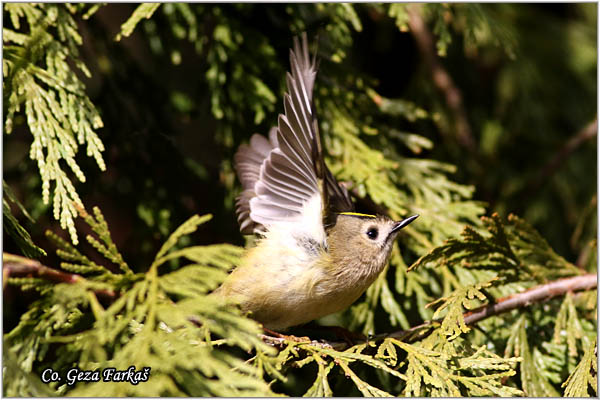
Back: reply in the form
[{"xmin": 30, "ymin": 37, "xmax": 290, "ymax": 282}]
[
  {"xmin": 298, "ymin": 323, "xmax": 367, "ymax": 346},
  {"xmin": 263, "ymin": 327, "xmax": 311, "ymax": 343}
]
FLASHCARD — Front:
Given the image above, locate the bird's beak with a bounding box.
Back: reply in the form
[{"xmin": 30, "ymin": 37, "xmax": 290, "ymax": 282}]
[{"xmin": 391, "ymin": 214, "xmax": 419, "ymax": 233}]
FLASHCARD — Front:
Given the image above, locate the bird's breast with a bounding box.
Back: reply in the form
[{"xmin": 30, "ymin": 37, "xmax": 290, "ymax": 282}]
[{"xmin": 218, "ymin": 231, "xmax": 378, "ymax": 330}]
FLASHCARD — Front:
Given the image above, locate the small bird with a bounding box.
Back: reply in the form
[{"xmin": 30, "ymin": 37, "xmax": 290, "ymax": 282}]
[{"xmin": 215, "ymin": 33, "xmax": 418, "ymax": 330}]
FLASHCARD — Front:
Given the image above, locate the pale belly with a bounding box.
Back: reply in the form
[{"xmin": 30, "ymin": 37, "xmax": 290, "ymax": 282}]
[
  {"xmin": 216, "ymin": 237, "xmax": 372, "ymax": 330},
  {"xmin": 244, "ymin": 273, "xmax": 369, "ymax": 330},
  {"xmin": 253, "ymin": 279, "xmax": 367, "ymax": 330}
]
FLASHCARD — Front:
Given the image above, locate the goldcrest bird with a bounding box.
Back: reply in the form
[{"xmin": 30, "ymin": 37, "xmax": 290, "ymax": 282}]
[{"xmin": 214, "ymin": 33, "xmax": 418, "ymax": 330}]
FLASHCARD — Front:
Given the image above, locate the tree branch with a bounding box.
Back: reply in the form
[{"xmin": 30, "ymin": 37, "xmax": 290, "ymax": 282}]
[
  {"xmin": 6, "ymin": 253, "xmax": 595, "ymax": 353},
  {"xmin": 530, "ymin": 118, "xmax": 597, "ymax": 192},
  {"xmin": 261, "ymin": 273, "xmax": 598, "ymax": 351},
  {"xmin": 3, "ymin": 253, "xmax": 83, "ymax": 284},
  {"xmin": 406, "ymin": 4, "xmax": 477, "ymax": 152},
  {"xmin": 3, "ymin": 252, "xmax": 116, "ymax": 300},
  {"xmin": 461, "ymin": 273, "xmax": 597, "ymax": 325}
]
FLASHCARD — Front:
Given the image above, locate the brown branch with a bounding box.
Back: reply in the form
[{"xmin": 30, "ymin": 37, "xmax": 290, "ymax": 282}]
[
  {"xmin": 3, "ymin": 253, "xmax": 83, "ymax": 284},
  {"xmin": 259, "ymin": 333, "xmax": 336, "ymax": 350},
  {"xmin": 5, "ymin": 254, "xmax": 595, "ymax": 352},
  {"xmin": 406, "ymin": 4, "xmax": 476, "ymax": 152},
  {"xmin": 530, "ymin": 118, "xmax": 597, "ymax": 192},
  {"xmin": 3, "ymin": 252, "xmax": 117, "ymax": 300},
  {"xmin": 260, "ymin": 273, "xmax": 597, "ymax": 351},
  {"xmin": 461, "ymin": 273, "xmax": 597, "ymax": 325}
]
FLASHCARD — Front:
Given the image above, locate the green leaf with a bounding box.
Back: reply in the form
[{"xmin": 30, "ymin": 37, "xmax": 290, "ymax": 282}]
[
  {"xmin": 115, "ymin": 4, "xmax": 161, "ymax": 41},
  {"xmin": 338, "ymin": 360, "xmax": 393, "ymax": 397},
  {"xmin": 428, "ymin": 279, "xmax": 496, "ymax": 339},
  {"xmin": 562, "ymin": 339, "xmax": 597, "ymax": 397},
  {"xmin": 3, "ymin": 183, "xmax": 46, "ymax": 258},
  {"xmin": 154, "ymin": 214, "xmax": 212, "ymax": 262},
  {"xmin": 505, "ymin": 315, "xmax": 559, "ymax": 396},
  {"xmin": 303, "ymin": 360, "xmax": 334, "ymax": 397},
  {"xmin": 4, "ymin": 4, "xmax": 106, "ymax": 245}
]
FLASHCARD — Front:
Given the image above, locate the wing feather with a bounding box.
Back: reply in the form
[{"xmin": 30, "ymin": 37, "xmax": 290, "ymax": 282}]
[
  {"xmin": 276, "ymin": 119, "xmax": 317, "ymax": 181},
  {"xmin": 233, "ymin": 33, "xmax": 353, "ymax": 236}
]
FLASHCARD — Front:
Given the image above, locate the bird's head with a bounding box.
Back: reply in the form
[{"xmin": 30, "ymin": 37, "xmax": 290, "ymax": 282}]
[{"xmin": 327, "ymin": 213, "xmax": 418, "ymax": 276}]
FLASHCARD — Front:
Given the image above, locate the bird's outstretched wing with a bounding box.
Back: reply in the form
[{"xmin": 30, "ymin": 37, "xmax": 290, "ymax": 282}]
[{"xmin": 234, "ymin": 33, "xmax": 353, "ymax": 235}]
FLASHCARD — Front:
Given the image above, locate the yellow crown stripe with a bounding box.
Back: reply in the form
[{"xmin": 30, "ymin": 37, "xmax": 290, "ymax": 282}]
[{"xmin": 339, "ymin": 212, "xmax": 377, "ymax": 218}]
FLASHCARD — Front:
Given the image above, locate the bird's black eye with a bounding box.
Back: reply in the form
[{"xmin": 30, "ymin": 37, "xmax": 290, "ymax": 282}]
[{"xmin": 366, "ymin": 227, "xmax": 378, "ymax": 240}]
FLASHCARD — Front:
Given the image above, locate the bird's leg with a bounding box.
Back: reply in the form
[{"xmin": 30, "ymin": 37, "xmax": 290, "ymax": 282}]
[
  {"xmin": 263, "ymin": 327, "xmax": 311, "ymax": 343},
  {"xmin": 298, "ymin": 322, "xmax": 367, "ymax": 346}
]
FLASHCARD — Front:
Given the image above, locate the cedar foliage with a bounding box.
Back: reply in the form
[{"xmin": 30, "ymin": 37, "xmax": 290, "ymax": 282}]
[{"xmin": 3, "ymin": 3, "xmax": 597, "ymax": 397}]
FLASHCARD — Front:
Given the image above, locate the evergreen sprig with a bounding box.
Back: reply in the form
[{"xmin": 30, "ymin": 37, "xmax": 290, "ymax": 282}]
[
  {"xmin": 400, "ymin": 334, "xmax": 522, "ymax": 396},
  {"xmin": 562, "ymin": 339, "xmax": 598, "ymax": 397},
  {"xmin": 3, "ymin": 181, "xmax": 46, "ymax": 258},
  {"xmin": 505, "ymin": 314, "xmax": 560, "ymax": 396},
  {"xmin": 115, "ymin": 3, "xmax": 161, "ymax": 41},
  {"xmin": 388, "ymin": 4, "xmax": 516, "ymax": 59},
  {"xmin": 254, "ymin": 331, "xmax": 523, "ymax": 397},
  {"xmin": 4, "ymin": 211, "xmax": 275, "ymax": 396},
  {"xmin": 410, "ymin": 212, "xmax": 583, "ymax": 289},
  {"xmin": 427, "ymin": 278, "xmax": 496, "ymax": 339},
  {"xmin": 3, "ymin": 3, "xmax": 105, "ymax": 245},
  {"xmin": 45, "ymin": 206, "xmax": 133, "ymax": 280}
]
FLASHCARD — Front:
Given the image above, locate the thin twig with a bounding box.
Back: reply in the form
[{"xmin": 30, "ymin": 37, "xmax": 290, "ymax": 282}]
[
  {"xmin": 260, "ymin": 273, "xmax": 598, "ymax": 351},
  {"xmin": 259, "ymin": 334, "xmax": 335, "ymax": 350},
  {"xmin": 380, "ymin": 273, "xmax": 597, "ymax": 343},
  {"xmin": 406, "ymin": 4, "xmax": 476, "ymax": 152},
  {"xmin": 530, "ymin": 119, "xmax": 597, "ymax": 192},
  {"xmin": 3, "ymin": 253, "xmax": 83, "ymax": 284},
  {"xmin": 4, "ymin": 253, "xmax": 595, "ymax": 352},
  {"xmin": 462, "ymin": 273, "xmax": 597, "ymax": 325},
  {"xmin": 3, "ymin": 252, "xmax": 117, "ymax": 300}
]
